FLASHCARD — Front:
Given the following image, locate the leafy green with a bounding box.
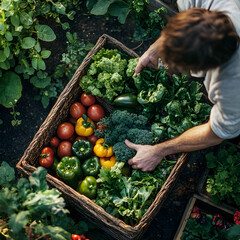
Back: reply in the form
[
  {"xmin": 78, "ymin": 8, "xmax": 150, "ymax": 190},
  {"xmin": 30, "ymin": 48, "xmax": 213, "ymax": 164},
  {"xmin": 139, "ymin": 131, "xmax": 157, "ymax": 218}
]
[
  {"xmin": 95, "ymin": 160, "xmax": 175, "ymax": 225},
  {"xmin": 0, "ymin": 161, "xmax": 91, "ymax": 240},
  {"xmin": 205, "ymin": 142, "xmax": 240, "ymax": 207},
  {"xmin": 80, "ymin": 48, "xmax": 128, "ymax": 101}
]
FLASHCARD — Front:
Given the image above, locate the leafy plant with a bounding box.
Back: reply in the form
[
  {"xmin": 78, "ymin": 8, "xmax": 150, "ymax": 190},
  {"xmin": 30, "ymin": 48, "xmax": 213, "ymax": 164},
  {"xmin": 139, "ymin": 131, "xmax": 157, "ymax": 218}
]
[
  {"xmin": 9, "ymin": 100, "xmax": 22, "ymax": 127},
  {"xmin": 0, "ymin": 161, "xmax": 92, "ymax": 240},
  {"xmin": 86, "ymin": 0, "xmax": 167, "ymax": 41},
  {"xmin": 0, "ymin": 0, "xmax": 81, "ymax": 110},
  {"xmin": 205, "ymin": 142, "xmax": 240, "ymax": 207}
]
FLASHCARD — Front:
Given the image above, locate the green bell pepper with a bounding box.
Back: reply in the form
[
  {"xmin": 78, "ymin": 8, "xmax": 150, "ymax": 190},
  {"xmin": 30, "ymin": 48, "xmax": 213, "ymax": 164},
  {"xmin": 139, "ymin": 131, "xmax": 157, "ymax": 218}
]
[
  {"xmin": 82, "ymin": 156, "xmax": 101, "ymax": 177},
  {"xmin": 56, "ymin": 156, "xmax": 83, "ymax": 189},
  {"xmin": 72, "ymin": 139, "xmax": 93, "ymax": 160},
  {"xmin": 77, "ymin": 176, "xmax": 97, "ymax": 199}
]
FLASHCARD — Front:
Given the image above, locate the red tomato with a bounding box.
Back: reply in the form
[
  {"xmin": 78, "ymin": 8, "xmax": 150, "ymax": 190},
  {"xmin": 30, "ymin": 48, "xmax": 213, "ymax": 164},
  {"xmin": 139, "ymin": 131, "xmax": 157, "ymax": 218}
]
[
  {"xmin": 87, "ymin": 104, "xmax": 105, "ymax": 122},
  {"xmin": 87, "ymin": 134, "xmax": 98, "ymax": 145},
  {"xmin": 57, "ymin": 122, "xmax": 74, "ymax": 140},
  {"xmin": 72, "ymin": 234, "xmax": 81, "ymax": 240},
  {"xmin": 39, "ymin": 147, "xmax": 54, "ymax": 168},
  {"xmin": 75, "ymin": 136, "xmax": 87, "ymax": 141},
  {"xmin": 81, "ymin": 93, "xmax": 96, "ymax": 106},
  {"xmin": 70, "ymin": 102, "xmax": 86, "ymax": 119},
  {"xmin": 57, "ymin": 141, "xmax": 72, "ymax": 158},
  {"xmin": 50, "ymin": 136, "xmax": 60, "ymax": 148}
]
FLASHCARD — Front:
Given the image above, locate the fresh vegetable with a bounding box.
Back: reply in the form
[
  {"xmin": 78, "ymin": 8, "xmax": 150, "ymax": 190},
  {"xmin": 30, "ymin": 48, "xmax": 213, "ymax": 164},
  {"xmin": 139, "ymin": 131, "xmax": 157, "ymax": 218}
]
[
  {"xmin": 75, "ymin": 136, "xmax": 87, "ymax": 141},
  {"xmin": 72, "ymin": 139, "xmax": 93, "ymax": 160},
  {"xmin": 87, "ymin": 134, "xmax": 98, "ymax": 145},
  {"xmin": 79, "ymin": 48, "xmax": 128, "ymax": 101},
  {"xmin": 81, "ymin": 93, "xmax": 96, "ymax": 106},
  {"xmin": 75, "ymin": 115, "xmax": 95, "ymax": 136},
  {"xmin": 82, "ymin": 156, "xmax": 101, "ymax": 177},
  {"xmin": 87, "ymin": 104, "xmax": 105, "ymax": 122},
  {"xmin": 50, "ymin": 136, "xmax": 60, "ymax": 148},
  {"xmin": 95, "ymin": 160, "xmax": 175, "ymax": 225},
  {"xmin": 57, "ymin": 122, "xmax": 75, "ymax": 140},
  {"xmin": 57, "ymin": 140, "xmax": 72, "ymax": 158},
  {"xmin": 93, "ymin": 138, "xmax": 113, "ymax": 158},
  {"xmin": 39, "ymin": 147, "xmax": 54, "ymax": 168},
  {"xmin": 113, "ymin": 93, "xmax": 138, "ymax": 108},
  {"xmin": 99, "ymin": 156, "xmax": 117, "ymax": 169},
  {"xmin": 70, "ymin": 102, "xmax": 86, "ymax": 119},
  {"xmin": 77, "ymin": 176, "xmax": 97, "ymax": 199},
  {"xmin": 56, "ymin": 156, "xmax": 83, "ymax": 188},
  {"xmin": 95, "ymin": 110, "xmax": 153, "ymax": 162},
  {"xmin": 51, "ymin": 157, "xmax": 59, "ymax": 172}
]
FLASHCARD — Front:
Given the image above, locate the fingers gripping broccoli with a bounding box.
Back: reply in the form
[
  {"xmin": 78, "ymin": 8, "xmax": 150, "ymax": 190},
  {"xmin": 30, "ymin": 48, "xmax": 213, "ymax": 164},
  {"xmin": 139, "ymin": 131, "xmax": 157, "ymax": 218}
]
[{"xmin": 95, "ymin": 110, "xmax": 153, "ymax": 162}]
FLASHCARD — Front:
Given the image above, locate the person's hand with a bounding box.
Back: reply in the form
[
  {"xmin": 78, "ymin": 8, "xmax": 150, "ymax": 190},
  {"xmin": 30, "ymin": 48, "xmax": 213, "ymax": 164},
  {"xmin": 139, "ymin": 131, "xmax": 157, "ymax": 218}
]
[
  {"xmin": 134, "ymin": 48, "xmax": 159, "ymax": 77},
  {"xmin": 125, "ymin": 139, "xmax": 163, "ymax": 171}
]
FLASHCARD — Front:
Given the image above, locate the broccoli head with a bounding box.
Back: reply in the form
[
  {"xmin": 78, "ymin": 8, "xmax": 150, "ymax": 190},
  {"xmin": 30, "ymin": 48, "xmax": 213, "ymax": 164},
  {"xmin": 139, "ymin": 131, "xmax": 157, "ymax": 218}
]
[{"xmin": 113, "ymin": 142, "xmax": 136, "ymax": 163}]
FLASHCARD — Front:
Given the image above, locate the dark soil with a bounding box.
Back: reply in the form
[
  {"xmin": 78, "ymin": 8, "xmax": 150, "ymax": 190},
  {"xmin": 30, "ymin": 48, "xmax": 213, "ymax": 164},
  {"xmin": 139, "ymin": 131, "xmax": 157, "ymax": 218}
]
[{"xmin": 0, "ymin": 8, "xmax": 217, "ymax": 240}]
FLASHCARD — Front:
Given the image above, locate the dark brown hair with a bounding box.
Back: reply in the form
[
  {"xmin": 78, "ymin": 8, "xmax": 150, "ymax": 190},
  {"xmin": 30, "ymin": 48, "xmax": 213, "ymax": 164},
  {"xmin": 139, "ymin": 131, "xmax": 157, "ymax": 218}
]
[{"xmin": 159, "ymin": 8, "xmax": 240, "ymax": 73}]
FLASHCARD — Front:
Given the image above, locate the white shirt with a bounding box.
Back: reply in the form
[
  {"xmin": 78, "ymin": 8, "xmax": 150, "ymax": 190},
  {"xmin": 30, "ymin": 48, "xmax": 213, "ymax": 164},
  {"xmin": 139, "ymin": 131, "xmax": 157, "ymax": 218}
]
[{"xmin": 177, "ymin": 0, "xmax": 240, "ymax": 139}]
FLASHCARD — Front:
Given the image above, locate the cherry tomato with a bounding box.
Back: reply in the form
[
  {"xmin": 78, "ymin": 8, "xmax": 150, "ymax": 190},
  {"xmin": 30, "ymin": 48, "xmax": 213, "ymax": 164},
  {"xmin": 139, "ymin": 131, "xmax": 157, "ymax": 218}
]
[
  {"xmin": 71, "ymin": 234, "xmax": 81, "ymax": 240},
  {"xmin": 87, "ymin": 104, "xmax": 105, "ymax": 122},
  {"xmin": 81, "ymin": 93, "xmax": 96, "ymax": 106},
  {"xmin": 75, "ymin": 136, "xmax": 87, "ymax": 141},
  {"xmin": 50, "ymin": 136, "xmax": 60, "ymax": 148},
  {"xmin": 70, "ymin": 102, "xmax": 86, "ymax": 119},
  {"xmin": 57, "ymin": 122, "xmax": 74, "ymax": 140},
  {"xmin": 87, "ymin": 134, "xmax": 98, "ymax": 145},
  {"xmin": 39, "ymin": 147, "xmax": 54, "ymax": 168},
  {"xmin": 57, "ymin": 141, "xmax": 72, "ymax": 158}
]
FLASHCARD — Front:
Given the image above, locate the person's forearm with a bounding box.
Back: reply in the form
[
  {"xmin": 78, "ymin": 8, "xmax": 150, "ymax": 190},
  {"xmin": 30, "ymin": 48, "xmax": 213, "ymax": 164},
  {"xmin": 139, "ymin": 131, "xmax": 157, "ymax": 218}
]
[{"xmin": 155, "ymin": 121, "xmax": 224, "ymax": 156}]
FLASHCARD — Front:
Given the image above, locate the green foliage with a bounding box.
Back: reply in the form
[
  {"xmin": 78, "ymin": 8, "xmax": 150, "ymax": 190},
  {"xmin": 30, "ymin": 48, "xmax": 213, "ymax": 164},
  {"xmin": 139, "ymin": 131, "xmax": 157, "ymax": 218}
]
[
  {"xmin": 134, "ymin": 68, "xmax": 211, "ymax": 141},
  {"xmin": 80, "ymin": 48, "xmax": 128, "ymax": 101},
  {"xmin": 95, "ymin": 159, "xmax": 175, "ymax": 225},
  {"xmin": 0, "ymin": 161, "xmax": 92, "ymax": 239},
  {"xmin": 86, "ymin": 0, "xmax": 167, "ymax": 41},
  {"xmin": 205, "ymin": 142, "xmax": 240, "ymax": 207},
  {"xmin": 0, "ymin": 0, "xmax": 82, "ymax": 110},
  {"xmin": 95, "ymin": 110, "xmax": 153, "ymax": 162}
]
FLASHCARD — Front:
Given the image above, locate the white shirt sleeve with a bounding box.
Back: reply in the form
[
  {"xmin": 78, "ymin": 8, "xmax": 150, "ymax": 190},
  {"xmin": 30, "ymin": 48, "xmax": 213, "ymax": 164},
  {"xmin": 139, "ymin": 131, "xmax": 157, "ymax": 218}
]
[{"xmin": 209, "ymin": 78, "xmax": 240, "ymax": 139}]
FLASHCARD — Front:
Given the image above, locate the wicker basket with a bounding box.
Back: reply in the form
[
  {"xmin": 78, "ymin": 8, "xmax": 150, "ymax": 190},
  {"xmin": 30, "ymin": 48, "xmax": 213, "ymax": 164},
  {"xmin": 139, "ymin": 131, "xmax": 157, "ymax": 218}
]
[
  {"xmin": 16, "ymin": 34, "xmax": 190, "ymax": 240},
  {"xmin": 173, "ymin": 194, "xmax": 236, "ymax": 240}
]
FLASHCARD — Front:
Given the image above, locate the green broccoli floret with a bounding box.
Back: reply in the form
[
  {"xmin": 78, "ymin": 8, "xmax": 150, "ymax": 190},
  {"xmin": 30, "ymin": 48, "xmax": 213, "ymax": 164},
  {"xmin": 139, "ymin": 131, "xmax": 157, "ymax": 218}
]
[
  {"xmin": 95, "ymin": 110, "xmax": 153, "ymax": 162},
  {"xmin": 113, "ymin": 142, "xmax": 136, "ymax": 163}
]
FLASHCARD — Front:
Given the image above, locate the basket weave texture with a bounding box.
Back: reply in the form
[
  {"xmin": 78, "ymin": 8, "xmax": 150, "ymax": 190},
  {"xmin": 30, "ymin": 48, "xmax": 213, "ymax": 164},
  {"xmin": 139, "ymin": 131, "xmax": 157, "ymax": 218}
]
[{"xmin": 16, "ymin": 34, "xmax": 190, "ymax": 240}]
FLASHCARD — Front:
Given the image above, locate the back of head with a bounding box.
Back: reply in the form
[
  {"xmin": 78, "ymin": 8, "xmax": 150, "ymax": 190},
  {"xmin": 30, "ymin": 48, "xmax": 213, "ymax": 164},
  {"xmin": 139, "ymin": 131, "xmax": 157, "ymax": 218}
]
[{"xmin": 159, "ymin": 8, "xmax": 240, "ymax": 73}]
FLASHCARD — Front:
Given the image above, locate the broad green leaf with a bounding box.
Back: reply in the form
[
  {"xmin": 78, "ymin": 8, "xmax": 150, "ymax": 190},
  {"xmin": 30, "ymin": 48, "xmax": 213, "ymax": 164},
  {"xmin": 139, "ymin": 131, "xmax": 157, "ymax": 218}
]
[
  {"xmin": 9, "ymin": 211, "xmax": 29, "ymax": 233},
  {"xmin": 90, "ymin": 0, "xmax": 117, "ymax": 15},
  {"xmin": 20, "ymin": 12, "xmax": 33, "ymax": 26},
  {"xmin": 86, "ymin": 0, "xmax": 98, "ymax": 10},
  {"xmin": 0, "ymin": 61, "xmax": 11, "ymax": 70},
  {"xmin": 67, "ymin": 10, "xmax": 76, "ymax": 20},
  {"xmin": 29, "ymin": 167, "xmax": 48, "ymax": 192},
  {"xmin": 35, "ymin": 41, "xmax": 41, "ymax": 52},
  {"xmin": 41, "ymin": 50, "xmax": 51, "ymax": 59},
  {"xmin": 0, "ymin": 22, "xmax": 5, "ymax": 31},
  {"xmin": 54, "ymin": 2, "xmax": 66, "ymax": 14},
  {"xmin": 4, "ymin": 46, "xmax": 10, "ymax": 58},
  {"xmin": 31, "ymin": 58, "xmax": 38, "ymax": 70},
  {"xmin": 1, "ymin": 0, "xmax": 11, "ymax": 10},
  {"xmin": 0, "ymin": 161, "xmax": 15, "ymax": 187},
  {"xmin": 0, "ymin": 71, "xmax": 22, "ymax": 108},
  {"xmin": 61, "ymin": 22, "xmax": 70, "ymax": 30},
  {"xmin": 10, "ymin": 14, "xmax": 20, "ymax": 27},
  {"xmin": 5, "ymin": 31, "xmax": 13, "ymax": 41},
  {"xmin": 108, "ymin": 2, "xmax": 130, "ymax": 24},
  {"xmin": 30, "ymin": 76, "xmax": 51, "ymax": 88},
  {"xmin": 35, "ymin": 25, "xmax": 56, "ymax": 42},
  {"xmin": 37, "ymin": 59, "xmax": 46, "ymax": 70},
  {"xmin": 15, "ymin": 26, "xmax": 23, "ymax": 32},
  {"xmin": 40, "ymin": 4, "xmax": 51, "ymax": 14},
  {"xmin": 0, "ymin": 51, "xmax": 7, "ymax": 62},
  {"xmin": 21, "ymin": 37, "xmax": 36, "ymax": 49}
]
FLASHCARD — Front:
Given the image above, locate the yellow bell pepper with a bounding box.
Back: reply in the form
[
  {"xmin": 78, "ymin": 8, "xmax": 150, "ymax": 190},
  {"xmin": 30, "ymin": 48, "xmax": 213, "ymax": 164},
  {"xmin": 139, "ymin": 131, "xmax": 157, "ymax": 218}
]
[
  {"xmin": 93, "ymin": 138, "xmax": 113, "ymax": 157},
  {"xmin": 75, "ymin": 115, "xmax": 95, "ymax": 137},
  {"xmin": 100, "ymin": 156, "xmax": 117, "ymax": 169}
]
